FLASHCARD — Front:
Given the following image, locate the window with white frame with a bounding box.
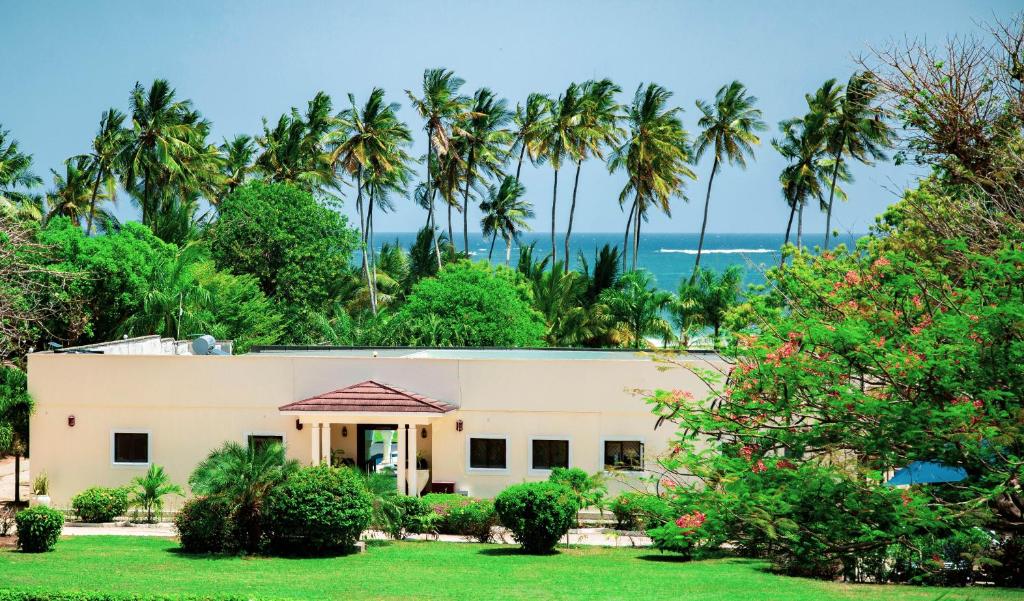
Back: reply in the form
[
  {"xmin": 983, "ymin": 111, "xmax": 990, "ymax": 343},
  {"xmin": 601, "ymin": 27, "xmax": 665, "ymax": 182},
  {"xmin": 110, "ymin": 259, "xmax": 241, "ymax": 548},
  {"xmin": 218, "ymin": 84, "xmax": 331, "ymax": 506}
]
[
  {"xmin": 530, "ymin": 438, "xmax": 570, "ymax": 471},
  {"xmin": 467, "ymin": 436, "xmax": 508, "ymax": 471},
  {"xmin": 112, "ymin": 431, "xmax": 150, "ymax": 465},
  {"xmin": 603, "ymin": 439, "xmax": 644, "ymax": 471}
]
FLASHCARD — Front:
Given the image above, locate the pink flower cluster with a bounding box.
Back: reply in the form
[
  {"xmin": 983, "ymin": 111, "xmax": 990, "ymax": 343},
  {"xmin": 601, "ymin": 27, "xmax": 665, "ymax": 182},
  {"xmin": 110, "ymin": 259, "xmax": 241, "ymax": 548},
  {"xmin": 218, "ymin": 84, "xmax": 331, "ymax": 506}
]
[
  {"xmin": 751, "ymin": 460, "xmax": 768, "ymax": 473},
  {"xmin": 675, "ymin": 510, "xmax": 706, "ymax": 534}
]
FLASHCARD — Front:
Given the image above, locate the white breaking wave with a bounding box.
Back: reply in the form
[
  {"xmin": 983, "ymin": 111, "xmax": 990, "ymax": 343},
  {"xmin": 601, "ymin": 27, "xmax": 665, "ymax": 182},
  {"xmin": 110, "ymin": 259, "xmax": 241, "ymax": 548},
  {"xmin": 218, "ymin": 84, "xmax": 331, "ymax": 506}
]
[{"xmin": 657, "ymin": 248, "xmax": 774, "ymax": 255}]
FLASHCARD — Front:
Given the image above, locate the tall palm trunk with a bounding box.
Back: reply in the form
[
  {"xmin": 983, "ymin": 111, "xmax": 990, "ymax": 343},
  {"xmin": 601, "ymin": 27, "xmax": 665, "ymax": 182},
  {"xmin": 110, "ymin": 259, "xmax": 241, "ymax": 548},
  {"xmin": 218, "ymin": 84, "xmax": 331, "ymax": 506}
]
[
  {"xmin": 447, "ymin": 202, "xmax": 454, "ymax": 248},
  {"xmin": 563, "ymin": 159, "xmax": 583, "ymax": 273},
  {"xmin": 781, "ymin": 202, "xmax": 796, "ymax": 268},
  {"xmin": 488, "ymin": 232, "xmax": 497, "ymax": 260},
  {"xmin": 691, "ymin": 157, "xmax": 719, "ymax": 280},
  {"xmin": 462, "ymin": 151, "xmax": 474, "ymax": 255},
  {"xmin": 355, "ymin": 168, "xmax": 375, "ymax": 315},
  {"xmin": 515, "ymin": 143, "xmax": 526, "ymax": 183},
  {"xmin": 632, "ymin": 202, "xmax": 642, "ymax": 271},
  {"xmin": 623, "ymin": 198, "xmax": 636, "ymax": 271},
  {"xmin": 550, "ymin": 168, "xmax": 559, "ymax": 263},
  {"xmin": 796, "ymin": 202, "xmax": 804, "ymax": 251},
  {"xmin": 823, "ymin": 140, "xmax": 845, "ymax": 250},
  {"xmin": 367, "ymin": 189, "xmax": 378, "ymax": 315},
  {"xmin": 505, "ymin": 234, "xmax": 513, "ymax": 265},
  {"xmin": 86, "ymin": 164, "xmax": 105, "ymax": 236},
  {"xmin": 425, "ymin": 123, "xmax": 442, "ymax": 268}
]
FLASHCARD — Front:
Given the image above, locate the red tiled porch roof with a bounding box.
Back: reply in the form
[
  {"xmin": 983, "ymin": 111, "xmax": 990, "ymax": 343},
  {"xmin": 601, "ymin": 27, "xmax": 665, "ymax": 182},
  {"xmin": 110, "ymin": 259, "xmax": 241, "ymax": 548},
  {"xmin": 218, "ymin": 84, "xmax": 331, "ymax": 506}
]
[{"xmin": 279, "ymin": 380, "xmax": 456, "ymax": 414}]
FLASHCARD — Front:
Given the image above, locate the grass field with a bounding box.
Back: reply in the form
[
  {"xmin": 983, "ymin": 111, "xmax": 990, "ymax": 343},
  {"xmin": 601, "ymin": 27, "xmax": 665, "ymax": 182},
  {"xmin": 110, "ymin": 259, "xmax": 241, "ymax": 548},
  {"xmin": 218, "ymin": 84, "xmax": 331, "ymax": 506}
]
[{"xmin": 1, "ymin": 537, "xmax": 1023, "ymax": 601}]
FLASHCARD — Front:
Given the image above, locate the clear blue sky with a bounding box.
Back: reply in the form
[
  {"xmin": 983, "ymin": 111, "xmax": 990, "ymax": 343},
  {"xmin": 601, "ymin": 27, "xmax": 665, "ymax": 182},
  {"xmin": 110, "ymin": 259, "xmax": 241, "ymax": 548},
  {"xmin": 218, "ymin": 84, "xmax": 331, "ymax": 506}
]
[{"xmin": 2, "ymin": 0, "xmax": 1019, "ymax": 234}]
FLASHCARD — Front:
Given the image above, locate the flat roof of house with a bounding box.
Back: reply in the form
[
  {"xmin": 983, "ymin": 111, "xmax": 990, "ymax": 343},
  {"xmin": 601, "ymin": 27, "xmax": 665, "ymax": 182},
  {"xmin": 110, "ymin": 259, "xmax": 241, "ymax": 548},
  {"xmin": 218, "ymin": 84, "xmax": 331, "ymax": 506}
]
[{"xmin": 247, "ymin": 346, "xmax": 722, "ymax": 361}]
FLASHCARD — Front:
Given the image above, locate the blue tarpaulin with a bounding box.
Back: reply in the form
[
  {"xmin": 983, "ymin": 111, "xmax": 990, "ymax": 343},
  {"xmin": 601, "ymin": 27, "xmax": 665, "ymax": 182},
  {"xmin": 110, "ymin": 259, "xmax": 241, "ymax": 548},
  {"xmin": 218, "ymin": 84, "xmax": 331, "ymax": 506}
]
[{"xmin": 885, "ymin": 461, "xmax": 968, "ymax": 486}]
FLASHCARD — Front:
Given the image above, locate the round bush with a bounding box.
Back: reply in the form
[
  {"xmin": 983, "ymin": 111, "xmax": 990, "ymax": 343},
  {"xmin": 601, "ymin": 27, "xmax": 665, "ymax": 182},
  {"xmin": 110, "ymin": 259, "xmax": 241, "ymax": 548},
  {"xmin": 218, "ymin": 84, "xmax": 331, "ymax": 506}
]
[
  {"xmin": 15, "ymin": 506, "xmax": 64, "ymax": 552},
  {"xmin": 174, "ymin": 496, "xmax": 230, "ymax": 553},
  {"xmin": 71, "ymin": 486, "xmax": 130, "ymax": 523},
  {"xmin": 264, "ymin": 465, "xmax": 372, "ymax": 553},
  {"xmin": 494, "ymin": 482, "xmax": 578, "ymax": 553}
]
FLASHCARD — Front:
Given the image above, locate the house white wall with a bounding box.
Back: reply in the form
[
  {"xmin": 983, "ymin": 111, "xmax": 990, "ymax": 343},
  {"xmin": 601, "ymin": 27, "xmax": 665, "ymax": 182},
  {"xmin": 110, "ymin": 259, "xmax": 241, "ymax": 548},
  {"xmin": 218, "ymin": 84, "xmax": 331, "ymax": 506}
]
[{"xmin": 27, "ymin": 351, "xmax": 724, "ymax": 507}]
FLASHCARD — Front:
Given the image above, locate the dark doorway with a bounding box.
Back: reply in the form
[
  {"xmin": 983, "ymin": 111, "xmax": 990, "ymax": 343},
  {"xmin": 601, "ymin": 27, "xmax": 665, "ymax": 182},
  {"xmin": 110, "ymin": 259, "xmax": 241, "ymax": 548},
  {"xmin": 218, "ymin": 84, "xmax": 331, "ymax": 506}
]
[{"xmin": 356, "ymin": 424, "xmax": 398, "ymax": 473}]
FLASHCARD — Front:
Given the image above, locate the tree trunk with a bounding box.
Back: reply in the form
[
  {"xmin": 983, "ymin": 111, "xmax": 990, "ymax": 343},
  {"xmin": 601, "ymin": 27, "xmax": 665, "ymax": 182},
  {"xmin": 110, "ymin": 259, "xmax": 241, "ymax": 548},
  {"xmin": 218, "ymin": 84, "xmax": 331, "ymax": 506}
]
[
  {"xmin": 86, "ymin": 164, "xmax": 104, "ymax": 236},
  {"xmin": 824, "ymin": 147, "xmax": 844, "ymax": 250},
  {"xmin": 356, "ymin": 169, "xmax": 374, "ymax": 315},
  {"xmin": 462, "ymin": 151, "xmax": 474, "ymax": 255},
  {"xmin": 550, "ymin": 168, "xmax": 559, "ymax": 264},
  {"xmin": 13, "ymin": 454, "xmax": 20, "ymax": 504},
  {"xmin": 632, "ymin": 202, "xmax": 642, "ymax": 271},
  {"xmin": 505, "ymin": 234, "xmax": 512, "ymax": 265},
  {"xmin": 797, "ymin": 201, "xmax": 804, "ymax": 251},
  {"xmin": 781, "ymin": 202, "xmax": 796, "ymax": 268},
  {"xmin": 426, "ymin": 123, "xmax": 442, "ymax": 269},
  {"xmin": 692, "ymin": 157, "xmax": 719, "ymax": 280},
  {"xmin": 563, "ymin": 159, "xmax": 583, "ymax": 273},
  {"xmin": 367, "ymin": 190, "xmax": 378, "ymax": 315},
  {"xmin": 488, "ymin": 232, "xmax": 497, "ymax": 260},
  {"xmin": 623, "ymin": 199, "xmax": 636, "ymax": 271},
  {"xmin": 447, "ymin": 201, "xmax": 454, "ymax": 249},
  {"xmin": 515, "ymin": 142, "xmax": 526, "ymax": 183}
]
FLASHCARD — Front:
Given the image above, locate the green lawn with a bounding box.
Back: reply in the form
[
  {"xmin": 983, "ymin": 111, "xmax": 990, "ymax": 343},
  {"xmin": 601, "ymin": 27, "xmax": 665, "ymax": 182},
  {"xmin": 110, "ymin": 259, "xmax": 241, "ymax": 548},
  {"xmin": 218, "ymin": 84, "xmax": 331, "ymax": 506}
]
[{"xmin": 1, "ymin": 537, "xmax": 1023, "ymax": 601}]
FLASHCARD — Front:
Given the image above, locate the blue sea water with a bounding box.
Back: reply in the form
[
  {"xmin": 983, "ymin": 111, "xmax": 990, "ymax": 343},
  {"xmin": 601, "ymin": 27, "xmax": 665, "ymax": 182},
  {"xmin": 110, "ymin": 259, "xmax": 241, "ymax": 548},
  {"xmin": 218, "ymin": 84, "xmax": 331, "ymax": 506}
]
[{"xmin": 373, "ymin": 231, "xmax": 864, "ymax": 291}]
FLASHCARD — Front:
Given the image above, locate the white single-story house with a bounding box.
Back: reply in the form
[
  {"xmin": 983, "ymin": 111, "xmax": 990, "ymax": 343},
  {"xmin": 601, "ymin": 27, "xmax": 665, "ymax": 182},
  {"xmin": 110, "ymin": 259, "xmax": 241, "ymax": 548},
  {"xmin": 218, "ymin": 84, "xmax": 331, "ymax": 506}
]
[{"xmin": 27, "ymin": 336, "xmax": 724, "ymax": 508}]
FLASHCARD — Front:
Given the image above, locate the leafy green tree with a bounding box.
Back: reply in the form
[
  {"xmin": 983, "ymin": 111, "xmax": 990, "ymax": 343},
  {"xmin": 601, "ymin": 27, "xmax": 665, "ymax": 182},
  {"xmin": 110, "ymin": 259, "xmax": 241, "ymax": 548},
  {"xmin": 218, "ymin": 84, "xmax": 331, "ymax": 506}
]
[
  {"xmin": 189, "ymin": 441, "xmax": 299, "ymax": 553},
  {"xmin": 130, "ymin": 464, "xmax": 183, "ymax": 523},
  {"xmin": 207, "ymin": 181, "xmax": 359, "ymax": 333},
  {"xmin": 123, "ymin": 244, "xmax": 213, "ymax": 340},
  {"xmin": 0, "ymin": 126, "xmax": 43, "ymax": 221},
  {"xmin": 674, "ymin": 265, "xmax": 742, "ymax": 348},
  {"xmin": 390, "ymin": 261, "xmax": 545, "ymax": 347},
  {"xmin": 692, "ymin": 81, "xmax": 766, "ymax": 275},
  {"xmin": 599, "ymin": 270, "xmax": 672, "ymax": 348},
  {"xmin": 190, "ymin": 260, "xmax": 283, "ymax": 353},
  {"xmin": 218, "ymin": 134, "xmax": 256, "ymax": 202},
  {"xmin": 819, "ymin": 72, "xmax": 892, "ymax": 249},
  {"xmin": 0, "ymin": 366, "xmax": 31, "ymax": 503},
  {"xmin": 457, "ymin": 87, "xmax": 512, "ymax": 254},
  {"xmin": 480, "ymin": 176, "xmax": 533, "ymax": 264},
  {"xmin": 564, "ymin": 79, "xmax": 622, "ymax": 271},
  {"xmin": 609, "ymin": 84, "xmax": 695, "ymax": 270},
  {"xmin": 406, "ymin": 69, "xmax": 470, "ymax": 268},
  {"xmin": 254, "ymin": 91, "xmax": 337, "ymax": 193}
]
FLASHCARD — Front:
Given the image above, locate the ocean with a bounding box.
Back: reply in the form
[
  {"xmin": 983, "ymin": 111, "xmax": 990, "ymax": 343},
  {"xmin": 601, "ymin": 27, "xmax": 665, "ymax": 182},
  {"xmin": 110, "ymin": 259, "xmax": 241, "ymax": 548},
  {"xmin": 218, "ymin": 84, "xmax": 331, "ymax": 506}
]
[{"xmin": 373, "ymin": 231, "xmax": 864, "ymax": 291}]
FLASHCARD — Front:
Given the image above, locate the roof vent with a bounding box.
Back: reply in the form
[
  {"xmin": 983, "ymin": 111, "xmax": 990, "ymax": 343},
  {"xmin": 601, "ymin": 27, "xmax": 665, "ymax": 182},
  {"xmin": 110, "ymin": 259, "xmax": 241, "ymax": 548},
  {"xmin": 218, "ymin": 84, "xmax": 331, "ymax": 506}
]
[{"xmin": 192, "ymin": 334, "xmax": 228, "ymax": 356}]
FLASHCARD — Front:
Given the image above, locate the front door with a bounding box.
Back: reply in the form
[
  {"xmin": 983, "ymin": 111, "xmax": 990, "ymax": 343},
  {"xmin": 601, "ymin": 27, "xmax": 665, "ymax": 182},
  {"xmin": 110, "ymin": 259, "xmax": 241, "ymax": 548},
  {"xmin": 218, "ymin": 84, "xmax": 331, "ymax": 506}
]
[{"xmin": 356, "ymin": 424, "xmax": 398, "ymax": 473}]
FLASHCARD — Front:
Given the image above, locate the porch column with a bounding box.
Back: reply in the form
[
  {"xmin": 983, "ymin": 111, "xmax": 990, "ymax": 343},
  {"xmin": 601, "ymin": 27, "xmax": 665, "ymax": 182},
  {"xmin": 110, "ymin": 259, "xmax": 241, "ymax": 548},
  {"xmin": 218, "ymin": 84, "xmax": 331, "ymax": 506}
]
[
  {"xmin": 320, "ymin": 421, "xmax": 331, "ymax": 465},
  {"xmin": 309, "ymin": 422, "xmax": 320, "ymax": 466},
  {"xmin": 396, "ymin": 424, "xmax": 407, "ymax": 494},
  {"xmin": 408, "ymin": 424, "xmax": 419, "ymax": 497}
]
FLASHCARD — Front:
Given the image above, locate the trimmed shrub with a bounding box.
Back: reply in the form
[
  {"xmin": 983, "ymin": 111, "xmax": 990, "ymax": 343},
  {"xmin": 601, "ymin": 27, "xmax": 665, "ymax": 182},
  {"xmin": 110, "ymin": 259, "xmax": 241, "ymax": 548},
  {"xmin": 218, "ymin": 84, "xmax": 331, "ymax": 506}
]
[
  {"xmin": 495, "ymin": 482, "xmax": 578, "ymax": 553},
  {"xmin": 609, "ymin": 492, "xmax": 671, "ymax": 530},
  {"xmin": 14, "ymin": 505, "xmax": 64, "ymax": 552},
  {"xmin": 174, "ymin": 496, "xmax": 230, "ymax": 553},
  {"xmin": 71, "ymin": 487, "xmax": 130, "ymax": 523},
  {"xmin": 418, "ymin": 494, "xmax": 497, "ymax": 541},
  {"xmin": 264, "ymin": 465, "xmax": 372, "ymax": 553}
]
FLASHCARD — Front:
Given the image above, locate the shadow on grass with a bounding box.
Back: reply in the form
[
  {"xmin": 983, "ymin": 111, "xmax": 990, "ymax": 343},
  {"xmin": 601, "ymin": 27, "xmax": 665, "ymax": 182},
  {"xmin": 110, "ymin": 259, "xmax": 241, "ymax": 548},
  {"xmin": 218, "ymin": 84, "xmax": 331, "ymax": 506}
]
[
  {"xmin": 166, "ymin": 543, "xmax": 373, "ymax": 560},
  {"xmin": 477, "ymin": 547, "xmax": 560, "ymax": 557},
  {"xmin": 636, "ymin": 554, "xmax": 693, "ymax": 563}
]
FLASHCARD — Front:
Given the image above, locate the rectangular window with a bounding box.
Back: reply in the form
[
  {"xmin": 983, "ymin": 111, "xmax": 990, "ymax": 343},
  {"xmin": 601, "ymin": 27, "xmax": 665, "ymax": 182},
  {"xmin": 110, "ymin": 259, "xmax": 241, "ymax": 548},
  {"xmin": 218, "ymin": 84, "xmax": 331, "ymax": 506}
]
[
  {"xmin": 247, "ymin": 434, "xmax": 284, "ymax": 452},
  {"xmin": 604, "ymin": 440, "xmax": 643, "ymax": 471},
  {"xmin": 469, "ymin": 437, "xmax": 507, "ymax": 470},
  {"xmin": 531, "ymin": 439, "xmax": 569, "ymax": 471},
  {"xmin": 113, "ymin": 432, "xmax": 149, "ymax": 464}
]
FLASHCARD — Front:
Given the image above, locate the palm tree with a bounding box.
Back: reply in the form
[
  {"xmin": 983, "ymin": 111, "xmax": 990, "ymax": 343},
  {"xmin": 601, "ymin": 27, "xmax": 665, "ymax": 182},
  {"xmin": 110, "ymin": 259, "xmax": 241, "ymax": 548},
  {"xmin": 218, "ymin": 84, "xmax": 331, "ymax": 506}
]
[
  {"xmin": 691, "ymin": 81, "xmax": 766, "ymax": 276},
  {"xmin": 675, "ymin": 265, "xmax": 742, "ymax": 348},
  {"xmin": 458, "ymin": 87, "xmax": 512, "ymax": 254},
  {"xmin": 512, "ymin": 93, "xmax": 551, "ymax": 182},
  {"xmin": 819, "ymin": 72, "xmax": 892, "ymax": 249},
  {"xmin": 254, "ymin": 92, "xmax": 338, "ymax": 192},
  {"xmin": 219, "ymin": 134, "xmax": 256, "ymax": 200},
  {"xmin": 130, "ymin": 464, "xmax": 183, "ymax": 523},
  {"xmin": 45, "ymin": 156, "xmax": 110, "ymax": 228},
  {"xmin": 122, "ymin": 80, "xmax": 204, "ymax": 225},
  {"xmin": 189, "ymin": 441, "xmax": 299, "ymax": 553},
  {"xmin": 538, "ymin": 83, "xmax": 584, "ymax": 264},
  {"xmin": 406, "ymin": 69, "xmax": 469, "ymax": 267},
  {"xmin": 0, "ymin": 126, "xmax": 43, "ymax": 220},
  {"xmin": 78, "ymin": 109, "xmax": 128, "ymax": 235},
  {"xmin": 332, "ymin": 88, "xmax": 413, "ymax": 315},
  {"xmin": 599, "ymin": 270, "xmax": 673, "ymax": 349},
  {"xmin": 480, "ymin": 175, "xmax": 534, "ymax": 264},
  {"xmin": 564, "ymin": 79, "xmax": 623, "ymax": 272},
  {"xmin": 123, "ymin": 244, "xmax": 212, "ymax": 339},
  {"xmin": 608, "ymin": 84, "xmax": 696, "ymax": 270}
]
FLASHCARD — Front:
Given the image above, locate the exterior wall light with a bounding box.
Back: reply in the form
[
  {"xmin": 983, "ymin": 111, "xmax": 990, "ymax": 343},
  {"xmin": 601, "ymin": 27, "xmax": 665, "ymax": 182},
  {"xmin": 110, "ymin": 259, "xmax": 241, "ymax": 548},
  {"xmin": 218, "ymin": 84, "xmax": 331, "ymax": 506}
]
[
  {"xmin": 456, "ymin": 419, "xmax": 463, "ymax": 432},
  {"xmin": 421, "ymin": 427, "xmax": 427, "ymax": 439},
  {"xmin": 295, "ymin": 419, "xmax": 303, "ymax": 431},
  {"xmin": 67, "ymin": 415, "xmax": 76, "ymax": 427},
  {"xmin": 342, "ymin": 426, "xmax": 348, "ymax": 437}
]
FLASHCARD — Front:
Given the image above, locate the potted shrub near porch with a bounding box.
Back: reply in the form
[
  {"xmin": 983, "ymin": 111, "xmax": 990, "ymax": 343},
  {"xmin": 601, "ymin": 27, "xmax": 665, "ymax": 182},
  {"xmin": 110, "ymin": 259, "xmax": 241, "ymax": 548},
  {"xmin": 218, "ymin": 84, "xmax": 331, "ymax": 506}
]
[{"xmin": 30, "ymin": 473, "xmax": 50, "ymax": 508}]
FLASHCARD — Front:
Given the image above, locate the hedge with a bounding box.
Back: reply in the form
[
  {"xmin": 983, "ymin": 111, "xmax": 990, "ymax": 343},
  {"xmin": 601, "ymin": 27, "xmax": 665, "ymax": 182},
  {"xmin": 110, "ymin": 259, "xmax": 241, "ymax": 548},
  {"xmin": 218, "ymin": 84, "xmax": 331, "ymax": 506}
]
[{"xmin": 71, "ymin": 487, "xmax": 130, "ymax": 523}]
